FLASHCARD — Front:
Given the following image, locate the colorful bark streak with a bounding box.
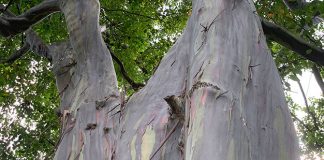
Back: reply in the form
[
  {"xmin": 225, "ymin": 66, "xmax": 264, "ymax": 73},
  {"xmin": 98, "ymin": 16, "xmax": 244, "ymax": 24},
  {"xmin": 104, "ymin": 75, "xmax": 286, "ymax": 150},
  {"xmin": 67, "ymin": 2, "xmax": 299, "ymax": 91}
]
[
  {"xmin": 70, "ymin": 134, "xmax": 77, "ymax": 160},
  {"xmin": 54, "ymin": 0, "xmax": 120, "ymax": 158},
  {"xmin": 201, "ymin": 88, "xmax": 208, "ymax": 105},
  {"xmin": 227, "ymin": 139, "xmax": 235, "ymax": 160},
  {"xmin": 186, "ymin": 90, "xmax": 206, "ymax": 160},
  {"xmin": 141, "ymin": 126, "xmax": 156, "ymax": 160},
  {"xmin": 131, "ymin": 136, "xmax": 137, "ymax": 160},
  {"xmin": 160, "ymin": 115, "xmax": 169, "ymax": 127},
  {"xmin": 184, "ymin": 0, "xmax": 298, "ymax": 159}
]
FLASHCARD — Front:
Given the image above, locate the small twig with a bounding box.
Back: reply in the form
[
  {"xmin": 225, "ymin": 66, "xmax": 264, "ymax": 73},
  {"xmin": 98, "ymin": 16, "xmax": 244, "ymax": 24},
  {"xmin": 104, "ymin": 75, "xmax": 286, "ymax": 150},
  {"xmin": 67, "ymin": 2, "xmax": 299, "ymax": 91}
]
[
  {"xmin": 217, "ymin": 91, "xmax": 228, "ymax": 98},
  {"xmin": 4, "ymin": 0, "xmax": 15, "ymax": 12},
  {"xmin": 149, "ymin": 120, "xmax": 180, "ymax": 160},
  {"xmin": 106, "ymin": 44, "xmax": 145, "ymax": 90},
  {"xmin": 106, "ymin": 103, "xmax": 121, "ymax": 114},
  {"xmin": 290, "ymin": 112, "xmax": 312, "ymax": 132},
  {"xmin": 1, "ymin": 43, "xmax": 29, "ymax": 64},
  {"xmin": 196, "ymin": 9, "xmax": 226, "ymax": 51}
]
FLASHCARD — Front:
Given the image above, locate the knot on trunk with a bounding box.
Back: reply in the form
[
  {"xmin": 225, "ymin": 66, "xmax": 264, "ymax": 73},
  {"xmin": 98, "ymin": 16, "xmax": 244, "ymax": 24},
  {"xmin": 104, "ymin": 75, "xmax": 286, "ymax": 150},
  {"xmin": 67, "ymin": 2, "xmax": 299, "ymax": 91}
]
[{"xmin": 164, "ymin": 95, "xmax": 185, "ymax": 120}]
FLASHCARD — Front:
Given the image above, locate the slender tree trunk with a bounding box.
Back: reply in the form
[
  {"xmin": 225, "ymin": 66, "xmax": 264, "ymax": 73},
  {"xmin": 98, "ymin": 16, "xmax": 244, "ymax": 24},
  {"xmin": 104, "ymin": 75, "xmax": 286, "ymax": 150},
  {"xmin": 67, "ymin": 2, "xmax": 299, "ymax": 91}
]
[{"xmin": 51, "ymin": 0, "xmax": 298, "ymax": 159}]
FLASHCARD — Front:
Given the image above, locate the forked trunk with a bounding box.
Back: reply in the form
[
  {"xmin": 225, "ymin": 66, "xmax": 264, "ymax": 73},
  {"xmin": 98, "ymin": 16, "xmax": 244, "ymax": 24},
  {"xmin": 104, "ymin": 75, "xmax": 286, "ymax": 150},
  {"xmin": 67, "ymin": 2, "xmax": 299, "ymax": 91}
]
[{"xmin": 53, "ymin": 0, "xmax": 299, "ymax": 159}]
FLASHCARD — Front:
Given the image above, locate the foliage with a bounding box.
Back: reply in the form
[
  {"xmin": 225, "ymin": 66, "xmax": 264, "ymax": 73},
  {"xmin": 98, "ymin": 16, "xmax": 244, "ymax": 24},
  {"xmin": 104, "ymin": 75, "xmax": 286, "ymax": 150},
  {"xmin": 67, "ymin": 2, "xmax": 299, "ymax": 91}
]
[
  {"xmin": 0, "ymin": 0, "xmax": 322, "ymax": 159},
  {"xmin": 255, "ymin": 1, "xmax": 324, "ymax": 157}
]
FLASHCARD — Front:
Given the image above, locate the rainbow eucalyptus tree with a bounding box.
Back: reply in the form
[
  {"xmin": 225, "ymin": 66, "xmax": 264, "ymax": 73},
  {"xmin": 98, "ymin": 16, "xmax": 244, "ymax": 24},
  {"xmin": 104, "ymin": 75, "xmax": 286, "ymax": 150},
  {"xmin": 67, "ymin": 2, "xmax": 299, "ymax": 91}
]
[{"xmin": 3, "ymin": 0, "xmax": 324, "ymax": 159}]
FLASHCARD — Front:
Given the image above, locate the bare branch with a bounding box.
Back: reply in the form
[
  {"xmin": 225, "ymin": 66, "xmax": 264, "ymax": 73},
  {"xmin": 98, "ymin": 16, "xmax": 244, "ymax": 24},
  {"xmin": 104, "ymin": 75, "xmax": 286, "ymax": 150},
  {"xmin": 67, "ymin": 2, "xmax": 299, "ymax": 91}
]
[
  {"xmin": 25, "ymin": 29, "xmax": 52, "ymax": 61},
  {"xmin": 0, "ymin": 5, "xmax": 52, "ymax": 63},
  {"xmin": 0, "ymin": 0, "xmax": 60, "ymax": 37},
  {"xmin": 106, "ymin": 45, "xmax": 145, "ymax": 90},
  {"xmin": 290, "ymin": 112, "xmax": 312, "ymax": 132},
  {"xmin": 311, "ymin": 65, "xmax": 324, "ymax": 95},
  {"xmin": 295, "ymin": 76, "xmax": 319, "ymax": 130},
  {"xmin": 261, "ymin": 19, "xmax": 324, "ymax": 66},
  {"xmin": 1, "ymin": 29, "xmax": 52, "ymax": 64}
]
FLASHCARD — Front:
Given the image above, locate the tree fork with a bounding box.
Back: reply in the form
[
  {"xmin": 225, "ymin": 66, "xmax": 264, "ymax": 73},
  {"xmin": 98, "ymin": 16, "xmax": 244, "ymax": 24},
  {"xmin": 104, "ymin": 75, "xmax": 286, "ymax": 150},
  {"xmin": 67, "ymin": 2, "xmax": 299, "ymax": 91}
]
[{"xmin": 0, "ymin": 0, "xmax": 301, "ymax": 159}]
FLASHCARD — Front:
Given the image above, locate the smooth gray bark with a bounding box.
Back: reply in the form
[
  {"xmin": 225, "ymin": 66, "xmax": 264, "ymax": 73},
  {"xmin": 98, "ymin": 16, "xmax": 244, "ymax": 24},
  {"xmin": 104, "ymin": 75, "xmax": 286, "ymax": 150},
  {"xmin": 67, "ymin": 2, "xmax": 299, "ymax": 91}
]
[
  {"xmin": 183, "ymin": 0, "xmax": 298, "ymax": 159},
  {"xmin": 52, "ymin": 0, "xmax": 120, "ymax": 159},
  {"xmin": 116, "ymin": 0, "xmax": 299, "ymax": 160},
  {"xmin": 0, "ymin": 0, "xmax": 300, "ymax": 159}
]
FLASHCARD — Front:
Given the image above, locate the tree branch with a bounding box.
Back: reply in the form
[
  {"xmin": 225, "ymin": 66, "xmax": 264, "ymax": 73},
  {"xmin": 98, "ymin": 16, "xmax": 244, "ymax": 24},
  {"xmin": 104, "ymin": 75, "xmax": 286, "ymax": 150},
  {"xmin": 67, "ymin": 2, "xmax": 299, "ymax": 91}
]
[
  {"xmin": 290, "ymin": 112, "xmax": 312, "ymax": 132},
  {"xmin": 295, "ymin": 76, "xmax": 319, "ymax": 130},
  {"xmin": 0, "ymin": 0, "xmax": 60, "ymax": 37},
  {"xmin": 25, "ymin": 29, "xmax": 52, "ymax": 61},
  {"xmin": 1, "ymin": 42, "xmax": 30, "ymax": 64},
  {"xmin": 311, "ymin": 65, "xmax": 324, "ymax": 95},
  {"xmin": 261, "ymin": 19, "xmax": 324, "ymax": 66},
  {"xmin": 282, "ymin": 0, "xmax": 307, "ymax": 10},
  {"xmin": 0, "ymin": 6, "xmax": 52, "ymax": 63},
  {"xmin": 106, "ymin": 45, "xmax": 145, "ymax": 90},
  {"xmin": 1, "ymin": 30, "xmax": 51, "ymax": 64}
]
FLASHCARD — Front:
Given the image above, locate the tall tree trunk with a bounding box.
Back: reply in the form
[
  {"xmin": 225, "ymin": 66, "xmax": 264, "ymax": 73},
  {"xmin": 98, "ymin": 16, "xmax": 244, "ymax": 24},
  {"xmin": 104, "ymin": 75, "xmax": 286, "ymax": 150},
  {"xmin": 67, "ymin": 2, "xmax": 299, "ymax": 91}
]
[
  {"xmin": 183, "ymin": 0, "xmax": 299, "ymax": 159},
  {"xmin": 53, "ymin": 0, "xmax": 120, "ymax": 159},
  {"xmin": 116, "ymin": 0, "xmax": 299, "ymax": 159},
  {"xmin": 51, "ymin": 0, "xmax": 299, "ymax": 159}
]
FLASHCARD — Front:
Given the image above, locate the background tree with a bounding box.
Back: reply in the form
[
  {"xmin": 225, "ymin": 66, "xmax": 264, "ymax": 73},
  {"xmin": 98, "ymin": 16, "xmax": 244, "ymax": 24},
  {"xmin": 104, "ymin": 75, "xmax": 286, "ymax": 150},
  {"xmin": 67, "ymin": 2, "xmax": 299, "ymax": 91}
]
[{"xmin": 0, "ymin": 0, "xmax": 322, "ymax": 159}]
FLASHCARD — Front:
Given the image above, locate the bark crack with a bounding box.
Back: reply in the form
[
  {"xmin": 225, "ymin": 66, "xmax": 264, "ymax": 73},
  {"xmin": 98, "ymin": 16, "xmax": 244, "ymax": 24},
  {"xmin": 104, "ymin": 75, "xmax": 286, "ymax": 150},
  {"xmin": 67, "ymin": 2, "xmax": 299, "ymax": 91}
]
[
  {"xmin": 85, "ymin": 123, "xmax": 97, "ymax": 130},
  {"xmin": 189, "ymin": 81, "xmax": 221, "ymax": 97},
  {"xmin": 196, "ymin": 9, "xmax": 226, "ymax": 52},
  {"xmin": 95, "ymin": 94, "xmax": 119, "ymax": 110}
]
